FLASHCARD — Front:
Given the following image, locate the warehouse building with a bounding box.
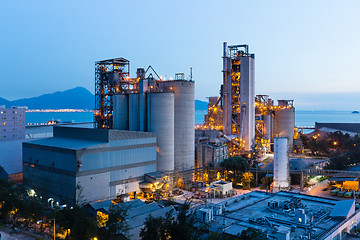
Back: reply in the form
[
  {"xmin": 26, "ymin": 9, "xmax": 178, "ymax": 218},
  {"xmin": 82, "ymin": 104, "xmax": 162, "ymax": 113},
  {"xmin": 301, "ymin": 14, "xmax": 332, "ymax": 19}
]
[{"xmin": 23, "ymin": 126, "xmax": 156, "ymax": 204}]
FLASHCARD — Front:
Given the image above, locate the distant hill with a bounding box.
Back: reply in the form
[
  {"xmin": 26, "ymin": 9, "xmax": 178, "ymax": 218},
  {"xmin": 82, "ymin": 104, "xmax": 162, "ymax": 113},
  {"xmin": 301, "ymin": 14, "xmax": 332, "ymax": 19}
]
[
  {"xmin": 0, "ymin": 97, "xmax": 10, "ymax": 107},
  {"xmin": 1, "ymin": 87, "xmax": 210, "ymax": 111},
  {"xmin": 195, "ymin": 100, "xmax": 208, "ymax": 111},
  {"xmin": 3, "ymin": 87, "xmax": 94, "ymax": 109}
]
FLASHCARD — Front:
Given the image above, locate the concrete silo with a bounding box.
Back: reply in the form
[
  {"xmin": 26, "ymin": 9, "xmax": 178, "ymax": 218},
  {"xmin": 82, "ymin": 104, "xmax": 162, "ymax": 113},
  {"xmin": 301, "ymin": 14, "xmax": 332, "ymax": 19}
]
[
  {"xmin": 262, "ymin": 114, "xmax": 272, "ymax": 141},
  {"xmin": 160, "ymin": 80, "xmax": 195, "ymax": 171},
  {"xmin": 275, "ymin": 107, "xmax": 295, "ymax": 149},
  {"xmin": 147, "ymin": 93, "xmax": 175, "ymax": 172},
  {"xmin": 239, "ymin": 55, "xmax": 255, "ymax": 151},
  {"xmin": 273, "ymin": 137, "xmax": 289, "ymax": 191},
  {"xmin": 113, "ymin": 94, "xmax": 129, "ymax": 130}
]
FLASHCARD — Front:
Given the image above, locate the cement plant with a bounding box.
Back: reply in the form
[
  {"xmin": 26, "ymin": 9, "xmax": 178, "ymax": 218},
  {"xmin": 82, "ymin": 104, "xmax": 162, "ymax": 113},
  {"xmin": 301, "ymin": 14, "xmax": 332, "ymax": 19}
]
[{"xmin": 2, "ymin": 42, "xmax": 360, "ymax": 240}]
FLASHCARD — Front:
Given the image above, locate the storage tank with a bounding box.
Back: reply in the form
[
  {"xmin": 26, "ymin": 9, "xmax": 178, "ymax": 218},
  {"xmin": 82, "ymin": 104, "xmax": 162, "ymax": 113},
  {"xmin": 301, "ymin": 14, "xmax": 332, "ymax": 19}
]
[
  {"xmin": 274, "ymin": 108, "xmax": 295, "ymax": 149},
  {"xmin": 129, "ymin": 94, "xmax": 140, "ymax": 131},
  {"xmin": 147, "ymin": 93, "xmax": 175, "ymax": 172},
  {"xmin": 262, "ymin": 114, "xmax": 272, "ymax": 140},
  {"xmin": 160, "ymin": 80, "xmax": 195, "ymax": 171},
  {"xmin": 273, "ymin": 137, "xmax": 289, "ymax": 191},
  {"xmin": 113, "ymin": 94, "xmax": 129, "ymax": 130}
]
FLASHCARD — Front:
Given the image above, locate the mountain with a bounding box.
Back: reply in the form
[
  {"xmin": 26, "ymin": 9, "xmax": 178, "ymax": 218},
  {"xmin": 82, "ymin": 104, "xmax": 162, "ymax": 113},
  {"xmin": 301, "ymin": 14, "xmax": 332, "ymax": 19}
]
[
  {"xmin": 0, "ymin": 97, "xmax": 10, "ymax": 107},
  {"xmin": 195, "ymin": 100, "xmax": 208, "ymax": 111},
  {"xmin": 4, "ymin": 87, "xmax": 94, "ymax": 109},
  {"xmin": 1, "ymin": 87, "xmax": 210, "ymax": 111}
]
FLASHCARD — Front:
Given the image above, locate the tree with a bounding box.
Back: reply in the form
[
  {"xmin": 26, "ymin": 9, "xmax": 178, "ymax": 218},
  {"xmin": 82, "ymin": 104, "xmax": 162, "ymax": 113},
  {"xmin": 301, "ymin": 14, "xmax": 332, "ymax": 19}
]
[
  {"xmin": 140, "ymin": 214, "xmax": 166, "ymax": 240},
  {"xmin": 241, "ymin": 172, "xmax": 254, "ymax": 190},
  {"xmin": 239, "ymin": 227, "xmax": 267, "ymax": 240},
  {"xmin": 260, "ymin": 176, "xmax": 272, "ymax": 190},
  {"xmin": 56, "ymin": 205, "xmax": 98, "ymax": 240},
  {"xmin": 140, "ymin": 201, "xmax": 201, "ymax": 240},
  {"xmin": 0, "ymin": 179, "xmax": 20, "ymax": 223},
  {"xmin": 220, "ymin": 157, "xmax": 249, "ymax": 186},
  {"xmin": 99, "ymin": 204, "xmax": 129, "ymax": 240}
]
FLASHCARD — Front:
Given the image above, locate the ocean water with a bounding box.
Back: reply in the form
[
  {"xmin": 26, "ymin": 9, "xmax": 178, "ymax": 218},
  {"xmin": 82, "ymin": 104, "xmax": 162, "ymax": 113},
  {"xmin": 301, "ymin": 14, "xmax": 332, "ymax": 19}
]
[
  {"xmin": 26, "ymin": 110, "xmax": 360, "ymax": 127},
  {"xmin": 26, "ymin": 112, "xmax": 94, "ymax": 125}
]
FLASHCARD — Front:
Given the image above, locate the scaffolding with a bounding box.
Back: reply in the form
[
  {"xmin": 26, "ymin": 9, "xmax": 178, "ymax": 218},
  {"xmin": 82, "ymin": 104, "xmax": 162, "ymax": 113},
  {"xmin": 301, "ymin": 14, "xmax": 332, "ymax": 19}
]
[{"xmin": 94, "ymin": 58, "xmax": 134, "ymax": 129}]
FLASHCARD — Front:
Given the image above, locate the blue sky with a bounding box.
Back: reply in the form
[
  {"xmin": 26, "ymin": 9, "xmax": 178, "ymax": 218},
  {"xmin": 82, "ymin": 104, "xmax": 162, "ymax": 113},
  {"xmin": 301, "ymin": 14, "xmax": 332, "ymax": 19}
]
[{"xmin": 1, "ymin": 1, "xmax": 360, "ymax": 110}]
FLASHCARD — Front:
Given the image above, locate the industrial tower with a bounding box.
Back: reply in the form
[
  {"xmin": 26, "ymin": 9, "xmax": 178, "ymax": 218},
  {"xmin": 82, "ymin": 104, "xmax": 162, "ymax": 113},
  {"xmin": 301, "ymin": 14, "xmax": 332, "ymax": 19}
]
[
  {"xmin": 94, "ymin": 58, "xmax": 133, "ymax": 129},
  {"xmin": 222, "ymin": 42, "xmax": 255, "ymax": 152}
]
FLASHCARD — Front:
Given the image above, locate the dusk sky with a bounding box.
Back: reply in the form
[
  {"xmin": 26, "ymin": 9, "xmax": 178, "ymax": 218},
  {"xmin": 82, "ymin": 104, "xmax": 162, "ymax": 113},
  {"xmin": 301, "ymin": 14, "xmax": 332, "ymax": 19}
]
[{"xmin": 1, "ymin": 1, "xmax": 360, "ymax": 110}]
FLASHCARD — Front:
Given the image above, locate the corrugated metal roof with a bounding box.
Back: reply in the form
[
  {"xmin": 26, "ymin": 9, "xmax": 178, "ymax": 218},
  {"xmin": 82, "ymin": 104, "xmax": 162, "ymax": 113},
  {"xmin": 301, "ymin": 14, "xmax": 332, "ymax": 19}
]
[
  {"xmin": 120, "ymin": 199, "xmax": 146, "ymax": 210},
  {"xmin": 330, "ymin": 200, "xmax": 355, "ymax": 217},
  {"xmin": 127, "ymin": 202, "xmax": 161, "ymax": 218},
  {"xmin": 89, "ymin": 200, "xmax": 115, "ymax": 211}
]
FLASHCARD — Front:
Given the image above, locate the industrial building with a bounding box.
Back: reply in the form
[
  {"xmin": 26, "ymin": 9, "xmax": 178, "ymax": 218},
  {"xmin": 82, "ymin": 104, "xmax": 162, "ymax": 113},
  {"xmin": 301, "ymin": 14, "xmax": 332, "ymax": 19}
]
[
  {"xmin": 314, "ymin": 122, "xmax": 360, "ymax": 137},
  {"xmin": 197, "ymin": 191, "xmax": 360, "ymax": 240},
  {"xmin": 195, "ymin": 141, "xmax": 227, "ymax": 169},
  {"xmin": 202, "ymin": 43, "xmax": 296, "ymax": 157},
  {"xmin": 94, "ymin": 58, "xmax": 195, "ymax": 172},
  {"xmin": 0, "ymin": 106, "xmax": 25, "ymax": 141},
  {"xmin": 0, "ymin": 106, "xmax": 26, "ymax": 182},
  {"xmin": 23, "ymin": 126, "xmax": 157, "ymax": 204}
]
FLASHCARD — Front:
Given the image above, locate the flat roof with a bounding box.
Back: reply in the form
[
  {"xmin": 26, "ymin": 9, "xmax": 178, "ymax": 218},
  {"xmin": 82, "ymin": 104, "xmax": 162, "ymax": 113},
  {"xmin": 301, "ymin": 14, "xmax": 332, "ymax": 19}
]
[
  {"xmin": 205, "ymin": 191, "xmax": 356, "ymax": 239},
  {"xmin": 24, "ymin": 137, "xmax": 105, "ymax": 150}
]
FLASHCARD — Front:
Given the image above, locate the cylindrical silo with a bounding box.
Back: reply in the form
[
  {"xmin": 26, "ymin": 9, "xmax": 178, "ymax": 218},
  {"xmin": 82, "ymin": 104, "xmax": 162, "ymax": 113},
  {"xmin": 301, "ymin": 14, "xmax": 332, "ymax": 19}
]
[
  {"xmin": 159, "ymin": 80, "xmax": 195, "ymax": 171},
  {"xmin": 274, "ymin": 108, "xmax": 295, "ymax": 149},
  {"xmin": 273, "ymin": 137, "xmax": 289, "ymax": 191},
  {"xmin": 147, "ymin": 93, "xmax": 175, "ymax": 172},
  {"xmin": 129, "ymin": 94, "xmax": 140, "ymax": 131},
  {"xmin": 113, "ymin": 94, "xmax": 129, "ymax": 130},
  {"xmin": 263, "ymin": 114, "xmax": 272, "ymax": 140}
]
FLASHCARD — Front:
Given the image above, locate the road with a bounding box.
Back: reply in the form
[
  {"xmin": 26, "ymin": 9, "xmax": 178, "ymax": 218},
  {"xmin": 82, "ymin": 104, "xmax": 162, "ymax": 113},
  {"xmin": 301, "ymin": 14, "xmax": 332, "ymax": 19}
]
[
  {"xmin": 304, "ymin": 180, "xmax": 359, "ymax": 202},
  {"xmin": 0, "ymin": 229, "xmax": 42, "ymax": 240}
]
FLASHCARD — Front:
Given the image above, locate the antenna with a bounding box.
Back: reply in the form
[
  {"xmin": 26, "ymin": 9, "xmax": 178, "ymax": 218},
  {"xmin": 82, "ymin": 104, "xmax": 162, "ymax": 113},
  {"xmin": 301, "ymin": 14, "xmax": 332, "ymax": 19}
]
[{"xmin": 190, "ymin": 67, "xmax": 193, "ymax": 81}]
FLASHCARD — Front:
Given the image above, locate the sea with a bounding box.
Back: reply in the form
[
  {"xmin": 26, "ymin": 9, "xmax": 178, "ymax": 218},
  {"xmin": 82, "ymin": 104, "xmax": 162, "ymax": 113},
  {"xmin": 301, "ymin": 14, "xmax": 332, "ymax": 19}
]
[{"xmin": 26, "ymin": 110, "xmax": 360, "ymax": 131}]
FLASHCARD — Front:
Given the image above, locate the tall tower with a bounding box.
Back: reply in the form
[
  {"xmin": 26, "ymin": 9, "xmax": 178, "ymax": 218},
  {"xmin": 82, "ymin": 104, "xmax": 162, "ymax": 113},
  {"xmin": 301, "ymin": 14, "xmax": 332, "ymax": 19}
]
[{"xmin": 222, "ymin": 42, "xmax": 255, "ymax": 152}]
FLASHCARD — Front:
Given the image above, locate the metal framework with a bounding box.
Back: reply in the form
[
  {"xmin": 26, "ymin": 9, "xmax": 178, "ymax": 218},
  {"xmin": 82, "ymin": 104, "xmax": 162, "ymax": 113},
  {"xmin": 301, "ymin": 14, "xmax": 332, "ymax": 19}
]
[
  {"xmin": 94, "ymin": 58, "xmax": 133, "ymax": 129},
  {"xmin": 223, "ymin": 44, "xmax": 250, "ymax": 154}
]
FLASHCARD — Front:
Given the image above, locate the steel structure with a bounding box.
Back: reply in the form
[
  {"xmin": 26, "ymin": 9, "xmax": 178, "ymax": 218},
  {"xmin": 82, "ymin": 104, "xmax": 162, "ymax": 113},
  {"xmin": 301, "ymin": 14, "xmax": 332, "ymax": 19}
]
[
  {"xmin": 223, "ymin": 42, "xmax": 255, "ymax": 153},
  {"xmin": 94, "ymin": 58, "xmax": 133, "ymax": 129}
]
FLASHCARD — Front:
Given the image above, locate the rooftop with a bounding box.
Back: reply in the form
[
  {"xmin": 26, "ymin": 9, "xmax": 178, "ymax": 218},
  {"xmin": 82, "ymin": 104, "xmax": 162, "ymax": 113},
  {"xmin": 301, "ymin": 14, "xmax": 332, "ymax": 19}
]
[
  {"xmin": 23, "ymin": 126, "xmax": 156, "ymax": 150},
  {"xmin": 202, "ymin": 191, "xmax": 359, "ymax": 239}
]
